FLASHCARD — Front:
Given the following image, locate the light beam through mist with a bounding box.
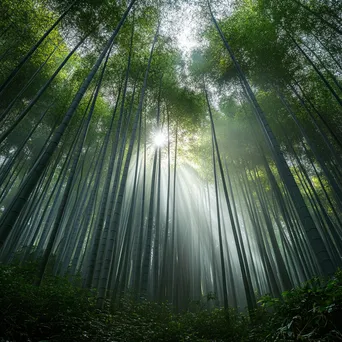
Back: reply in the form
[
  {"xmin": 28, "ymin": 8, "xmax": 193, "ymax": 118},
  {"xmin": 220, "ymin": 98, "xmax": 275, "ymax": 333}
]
[{"xmin": 152, "ymin": 130, "xmax": 167, "ymax": 148}]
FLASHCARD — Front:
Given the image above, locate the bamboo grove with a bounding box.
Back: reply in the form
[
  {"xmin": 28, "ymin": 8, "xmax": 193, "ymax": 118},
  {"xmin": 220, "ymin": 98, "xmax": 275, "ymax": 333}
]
[{"xmin": 0, "ymin": 0, "xmax": 342, "ymax": 312}]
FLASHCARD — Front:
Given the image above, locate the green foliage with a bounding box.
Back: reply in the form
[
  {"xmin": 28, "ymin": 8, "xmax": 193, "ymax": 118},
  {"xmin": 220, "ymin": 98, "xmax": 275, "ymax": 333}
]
[
  {"xmin": 0, "ymin": 262, "xmax": 104, "ymax": 342},
  {"xmin": 1, "ymin": 263, "xmax": 341, "ymax": 341},
  {"xmin": 255, "ymin": 269, "xmax": 342, "ymax": 341},
  {"xmin": 0, "ymin": 261, "xmax": 243, "ymax": 341}
]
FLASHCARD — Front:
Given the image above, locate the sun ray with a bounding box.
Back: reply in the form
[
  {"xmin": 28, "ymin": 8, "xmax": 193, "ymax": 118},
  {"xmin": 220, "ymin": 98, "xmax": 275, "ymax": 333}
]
[{"xmin": 152, "ymin": 130, "xmax": 167, "ymax": 148}]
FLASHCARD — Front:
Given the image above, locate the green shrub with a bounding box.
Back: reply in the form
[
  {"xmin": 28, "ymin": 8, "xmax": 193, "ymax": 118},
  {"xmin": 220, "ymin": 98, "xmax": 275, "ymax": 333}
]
[
  {"xmin": 0, "ymin": 262, "xmax": 112, "ymax": 341},
  {"xmin": 1, "ymin": 262, "xmax": 341, "ymax": 341},
  {"xmin": 257, "ymin": 269, "xmax": 342, "ymax": 341}
]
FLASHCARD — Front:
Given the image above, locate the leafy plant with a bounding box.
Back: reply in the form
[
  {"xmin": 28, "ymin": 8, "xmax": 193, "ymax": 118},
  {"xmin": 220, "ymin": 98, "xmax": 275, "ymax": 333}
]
[
  {"xmin": 1, "ymin": 262, "xmax": 341, "ymax": 341},
  {"xmin": 257, "ymin": 269, "xmax": 342, "ymax": 341}
]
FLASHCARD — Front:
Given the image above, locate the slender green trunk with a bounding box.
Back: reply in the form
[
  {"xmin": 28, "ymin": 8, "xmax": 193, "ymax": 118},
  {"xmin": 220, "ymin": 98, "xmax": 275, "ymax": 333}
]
[
  {"xmin": 208, "ymin": 0, "xmax": 334, "ymax": 275},
  {"xmin": 0, "ymin": 0, "xmax": 136, "ymax": 249},
  {"xmin": 0, "ymin": 1, "xmax": 76, "ymax": 94}
]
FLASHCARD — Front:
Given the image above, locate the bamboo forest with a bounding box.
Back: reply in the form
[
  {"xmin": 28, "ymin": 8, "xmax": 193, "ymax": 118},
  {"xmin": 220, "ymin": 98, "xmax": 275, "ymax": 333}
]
[{"xmin": 1, "ymin": 0, "xmax": 342, "ymax": 341}]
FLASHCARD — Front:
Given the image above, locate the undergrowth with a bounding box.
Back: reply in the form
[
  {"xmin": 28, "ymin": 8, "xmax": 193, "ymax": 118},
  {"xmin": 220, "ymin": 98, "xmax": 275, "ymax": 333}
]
[{"xmin": 0, "ymin": 261, "xmax": 341, "ymax": 341}]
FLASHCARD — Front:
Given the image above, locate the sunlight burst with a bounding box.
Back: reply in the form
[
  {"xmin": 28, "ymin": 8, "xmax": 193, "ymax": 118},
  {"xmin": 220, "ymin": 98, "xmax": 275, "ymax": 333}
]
[{"xmin": 152, "ymin": 130, "xmax": 167, "ymax": 148}]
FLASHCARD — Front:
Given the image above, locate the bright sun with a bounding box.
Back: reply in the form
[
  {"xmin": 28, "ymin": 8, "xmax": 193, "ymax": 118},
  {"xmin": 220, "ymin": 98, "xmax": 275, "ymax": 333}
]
[{"xmin": 152, "ymin": 130, "xmax": 167, "ymax": 148}]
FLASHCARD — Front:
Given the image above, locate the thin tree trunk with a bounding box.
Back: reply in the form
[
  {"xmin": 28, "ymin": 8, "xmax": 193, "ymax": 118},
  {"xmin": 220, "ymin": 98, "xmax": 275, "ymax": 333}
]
[
  {"xmin": 208, "ymin": 0, "xmax": 334, "ymax": 275},
  {"xmin": 0, "ymin": 1, "xmax": 76, "ymax": 94},
  {"xmin": 0, "ymin": 0, "xmax": 136, "ymax": 248}
]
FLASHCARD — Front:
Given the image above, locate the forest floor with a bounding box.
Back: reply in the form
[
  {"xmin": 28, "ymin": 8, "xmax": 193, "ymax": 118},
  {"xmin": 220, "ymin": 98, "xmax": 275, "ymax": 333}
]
[{"xmin": 0, "ymin": 262, "xmax": 342, "ymax": 342}]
